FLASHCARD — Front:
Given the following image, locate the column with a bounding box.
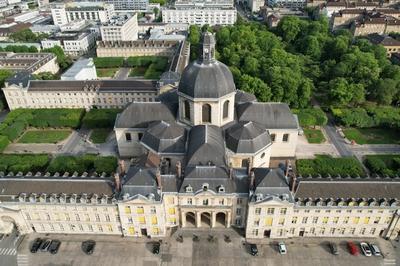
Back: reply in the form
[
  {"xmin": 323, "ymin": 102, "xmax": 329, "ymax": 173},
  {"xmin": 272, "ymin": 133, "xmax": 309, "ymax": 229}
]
[
  {"xmin": 181, "ymin": 211, "xmax": 186, "ymax": 227},
  {"xmin": 226, "ymin": 212, "xmax": 231, "ymax": 228},
  {"xmin": 211, "ymin": 212, "xmax": 216, "ymax": 228},
  {"xmin": 196, "ymin": 212, "xmax": 201, "ymax": 228}
]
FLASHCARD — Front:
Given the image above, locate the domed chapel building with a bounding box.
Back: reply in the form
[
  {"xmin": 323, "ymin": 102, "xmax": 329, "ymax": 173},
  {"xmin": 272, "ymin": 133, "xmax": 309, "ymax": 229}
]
[{"xmin": 114, "ymin": 32, "xmax": 300, "ymax": 237}]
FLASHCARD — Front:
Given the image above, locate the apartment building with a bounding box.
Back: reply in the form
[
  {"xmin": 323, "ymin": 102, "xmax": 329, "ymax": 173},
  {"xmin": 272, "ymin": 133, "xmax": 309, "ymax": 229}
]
[
  {"xmin": 82, "ymin": 0, "xmax": 148, "ymax": 11},
  {"xmin": 367, "ymin": 33, "xmax": 400, "ymax": 57},
  {"xmin": 100, "ymin": 14, "xmax": 138, "ymax": 42},
  {"xmin": 0, "ymin": 52, "xmax": 59, "ymax": 74},
  {"xmin": 41, "ymin": 32, "xmax": 96, "ymax": 57}
]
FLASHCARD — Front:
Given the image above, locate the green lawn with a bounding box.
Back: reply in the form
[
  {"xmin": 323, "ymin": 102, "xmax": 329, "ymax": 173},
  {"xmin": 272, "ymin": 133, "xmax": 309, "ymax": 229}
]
[
  {"xmin": 18, "ymin": 129, "xmax": 71, "ymax": 144},
  {"xmin": 96, "ymin": 68, "xmax": 118, "ymax": 77},
  {"xmin": 343, "ymin": 128, "xmax": 400, "ymax": 145},
  {"xmin": 90, "ymin": 128, "xmax": 111, "ymax": 143},
  {"xmin": 129, "ymin": 67, "xmax": 147, "ymax": 77},
  {"xmin": 304, "ymin": 128, "xmax": 325, "ymax": 144}
]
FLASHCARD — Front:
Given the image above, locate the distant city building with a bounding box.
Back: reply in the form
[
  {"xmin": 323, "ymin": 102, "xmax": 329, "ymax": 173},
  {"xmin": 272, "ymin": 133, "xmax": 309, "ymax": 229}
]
[
  {"xmin": 351, "ymin": 11, "xmax": 400, "ymax": 36},
  {"xmin": 367, "ymin": 33, "xmax": 400, "ymax": 57},
  {"xmin": 248, "ymin": 0, "xmax": 265, "ymax": 13},
  {"xmin": 2, "ymin": 79, "xmax": 159, "ymax": 110},
  {"xmin": 61, "ymin": 58, "xmax": 97, "ymax": 81},
  {"xmin": 148, "ymin": 29, "xmax": 186, "ymax": 42},
  {"xmin": 162, "ymin": 0, "xmax": 237, "ymax": 26},
  {"xmin": 267, "ymin": 0, "xmax": 306, "ymax": 9},
  {"xmin": 51, "ymin": 2, "xmax": 115, "ymax": 26},
  {"xmin": 0, "ymin": 22, "xmax": 30, "ymax": 40},
  {"xmin": 137, "ymin": 22, "xmax": 189, "ymax": 35},
  {"xmin": 100, "ymin": 14, "xmax": 138, "ymax": 42},
  {"xmin": 82, "ymin": 0, "xmax": 148, "ymax": 11},
  {"xmin": 41, "ymin": 32, "xmax": 96, "ymax": 57},
  {"xmin": 0, "ymin": 52, "xmax": 59, "ymax": 74}
]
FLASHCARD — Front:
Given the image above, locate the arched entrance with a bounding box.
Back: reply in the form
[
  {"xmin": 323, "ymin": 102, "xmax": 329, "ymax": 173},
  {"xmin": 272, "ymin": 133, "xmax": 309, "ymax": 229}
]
[
  {"xmin": 215, "ymin": 212, "xmax": 226, "ymax": 227},
  {"xmin": 185, "ymin": 212, "xmax": 196, "ymax": 227},
  {"xmin": 200, "ymin": 212, "xmax": 211, "ymax": 228}
]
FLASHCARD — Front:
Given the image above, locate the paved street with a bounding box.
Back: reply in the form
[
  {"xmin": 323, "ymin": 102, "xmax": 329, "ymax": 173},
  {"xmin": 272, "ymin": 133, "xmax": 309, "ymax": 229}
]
[
  {"xmin": 0, "ymin": 229, "xmax": 23, "ymax": 266},
  {"xmin": 114, "ymin": 67, "xmax": 130, "ymax": 80},
  {"xmin": 15, "ymin": 230, "xmax": 398, "ymax": 266},
  {"xmin": 323, "ymin": 122, "xmax": 353, "ymax": 157},
  {"xmin": 295, "ymin": 134, "xmax": 339, "ymax": 159}
]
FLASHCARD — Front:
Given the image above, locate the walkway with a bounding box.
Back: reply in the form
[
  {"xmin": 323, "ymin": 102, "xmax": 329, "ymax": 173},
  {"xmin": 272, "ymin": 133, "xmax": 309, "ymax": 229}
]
[
  {"xmin": 323, "ymin": 121, "xmax": 353, "ymax": 157},
  {"xmin": 115, "ymin": 67, "xmax": 130, "ymax": 80}
]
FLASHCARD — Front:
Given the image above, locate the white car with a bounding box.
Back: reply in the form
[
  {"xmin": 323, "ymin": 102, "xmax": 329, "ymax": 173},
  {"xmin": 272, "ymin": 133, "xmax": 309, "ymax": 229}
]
[
  {"xmin": 360, "ymin": 242, "xmax": 372, "ymax": 257},
  {"xmin": 369, "ymin": 243, "xmax": 381, "ymax": 256},
  {"xmin": 278, "ymin": 242, "xmax": 287, "ymax": 254}
]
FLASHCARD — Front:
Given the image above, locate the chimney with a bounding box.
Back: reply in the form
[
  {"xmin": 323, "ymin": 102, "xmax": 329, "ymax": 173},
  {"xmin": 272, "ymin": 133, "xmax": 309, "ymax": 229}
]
[
  {"xmin": 176, "ymin": 161, "xmax": 181, "ymax": 179},
  {"xmin": 156, "ymin": 169, "xmax": 162, "ymax": 190},
  {"xmin": 118, "ymin": 159, "xmax": 126, "ymax": 175},
  {"xmin": 250, "ymin": 170, "xmax": 255, "ymax": 191},
  {"xmin": 246, "ymin": 160, "xmax": 251, "ymax": 176},
  {"xmin": 229, "ymin": 163, "xmax": 233, "ymax": 179},
  {"xmin": 291, "ymin": 175, "xmax": 297, "ymax": 193},
  {"xmin": 114, "ymin": 173, "xmax": 121, "ymax": 192}
]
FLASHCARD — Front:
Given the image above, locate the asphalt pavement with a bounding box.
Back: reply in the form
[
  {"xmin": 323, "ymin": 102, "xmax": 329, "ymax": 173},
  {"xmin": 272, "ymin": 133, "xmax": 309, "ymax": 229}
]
[{"xmin": 323, "ymin": 122, "xmax": 353, "ymax": 157}]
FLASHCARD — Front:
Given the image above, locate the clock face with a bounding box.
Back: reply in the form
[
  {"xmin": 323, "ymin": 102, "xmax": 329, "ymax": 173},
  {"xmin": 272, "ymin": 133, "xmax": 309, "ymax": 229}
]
[{"xmin": 204, "ymin": 48, "xmax": 209, "ymax": 53}]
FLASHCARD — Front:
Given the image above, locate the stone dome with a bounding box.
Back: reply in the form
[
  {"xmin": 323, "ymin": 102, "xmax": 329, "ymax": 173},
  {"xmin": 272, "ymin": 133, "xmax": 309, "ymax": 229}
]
[{"xmin": 178, "ymin": 32, "xmax": 236, "ymax": 99}]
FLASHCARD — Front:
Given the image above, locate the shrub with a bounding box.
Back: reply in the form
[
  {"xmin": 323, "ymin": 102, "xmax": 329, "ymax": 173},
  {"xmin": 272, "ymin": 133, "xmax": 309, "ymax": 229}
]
[
  {"xmin": 47, "ymin": 155, "xmax": 117, "ymax": 175},
  {"xmin": 0, "ymin": 121, "xmax": 26, "ymax": 141},
  {"xmin": 30, "ymin": 109, "xmax": 84, "ymax": 128},
  {"xmin": 293, "ymin": 108, "xmax": 328, "ymax": 127},
  {"xmin": 94, "ymin": 57, "xmax": 124, "ymax": 68},
  {"xmin": 364, "ymin": 155, "xmax": 400, "ymax": 177},
  {"xmin": 0, "ymin": 154, "xmax": 49, "ymax": 173},
  {"xmin": 82, "ymin": 109, "xmax": 121, "ymax": 128},
  {"xmin": 94, "ymin": 156, "xmax": 117, "ymax": 174},
  {"xmin": 0, "ymin": 135, "xmax": 10, "ymax": 152},
  {"xmin": 364, "ymin": 157, "xmax": 386, "ymax": 174}
]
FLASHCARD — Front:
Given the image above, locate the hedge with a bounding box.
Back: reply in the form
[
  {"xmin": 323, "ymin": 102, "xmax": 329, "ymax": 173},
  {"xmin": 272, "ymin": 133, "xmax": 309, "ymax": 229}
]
[
  {"xmin": 364, "ymin": 155, "xmax": 400, "ymax": 177},
  {"xmin": 47, "ymin": 155, "xmax": 117, "ymax": 175},
  {"xmin": 293, "ymin": 108, "xmax": 328, "ymax": 127},
  {"xmin": 82, "ymin": 109, "xmax": 121, "ymax": 129},
  {"xmin": 0, "ymin": 136, "xmax": 10, "ymax": 152},
  {"xmin": 0, "ymin": 154, "xmax": 50, "ymax": 173},
  {"xmin": 331, "ymin": 106, "xmax": 400, "ymax": 128},
  {"xmin": 93, "ymin": 57, "xmax": 124, "ymax": 68},
  {"xmin": 296, "ymin": 155, "xmax": 365, "ymax": 177},
  {"xmin": 126, "ymin": 56, "xmax": 168, "ymax": 68}
]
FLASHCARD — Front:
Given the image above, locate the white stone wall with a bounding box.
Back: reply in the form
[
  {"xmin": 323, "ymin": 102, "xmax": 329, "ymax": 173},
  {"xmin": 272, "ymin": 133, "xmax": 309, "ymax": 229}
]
[
  {"xmin": 96, "ymin": 44, "xmax": 177, "ymax": 58},
  {"xmin": 162, "ymin": 8, "xmax": 237, "ymax": 26},
  {"xmin": 31, "ymin": 56, "xmax": 60, "ymax": 75},
  {"xmin": 268, "ymin": 129, "xmax": 298, "ymax": 158},
  {"xmin": 41, "ymin": 40, "xmax": 62, "ymax": 50},
  {"xmin": 115, "ymin": 128, "xmax": 146, "ymax": 157},
  {"xmin": 101, "ymin": 15, "xmax": 139, "ymax": 42},
  {"xmin": 63, "ymin": 33, "xmax": 96, "ymax": 56},
  {"xmin": 51, "ymin": 6, "xmax": 68, "ymax": 26}
]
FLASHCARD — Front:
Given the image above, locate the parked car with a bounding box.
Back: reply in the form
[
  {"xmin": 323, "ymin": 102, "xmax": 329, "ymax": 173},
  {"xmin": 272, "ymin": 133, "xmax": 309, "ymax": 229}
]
[
  {"xmin": 360, "ymin": 242, "xmax": 372, "ymax": 257},
  {"xmin": 249, "ymin": 244, "xmax": 258, "ymax": 256},
  {"xmin": 30, "ymin": 238, "xmax": 43, "ymax": 253},
  {"xmin": 329, "ymin": 242, "xmax": 339, "ymax": 255},
  {"xmin": 369, "ymin": 243, "xmax": 381, "ymax": 256},
  {"xmin": 39, "ymin": 239, "xmax": 51, "ymax": 252},
  {"xmin": 152, "ymin": 242, "xmax": 160, "ymax": 254},
  {"xmin": 82, "ymin": 240, "xmax": 96, "ymax": 255},
  {"xmin": 348, "ymin": 241, "xmax": 359, "ymax": 256},
  {"xmin": 278, "ymin": 242, "xmax": 287, "ymax": 254},
  {"xmin": 48, "ymin": 240, "xmax": 61, "ymax": 254}
]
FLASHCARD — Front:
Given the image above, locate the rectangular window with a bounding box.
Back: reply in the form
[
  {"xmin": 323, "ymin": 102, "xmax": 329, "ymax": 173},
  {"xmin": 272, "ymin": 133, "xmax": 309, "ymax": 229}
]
[
  {"xmin": 252, "ymin": 229, "xmax": 258, "ymax": 236},
  {"xmin": 168, "ymin": 208, "xmax": 175, "ymax": 215},
  {"xmin": 137, "ymin": 207, "xmax": 144, "ymax": 214},
  {"xmin": 312, "ymin": 217, "xmax": 318, "ymax": 224},
  {"xmin": 128, "ymin": 226, "xmax": 135, "ymax": 235},
  {"xmin": 278, "ymin": 218, "xmax": 285, "ymax": 225},
  {"xmin": 255, "ymin": 208, "xmax": 261, "ymax": 215},
  {"xmin": 151, "ymin": 216, "xmax": 158, "ymax": 225},
  {"xmin": 254, "ymin": 219, "xmax": 260, "ymax": 226},
  {"xmin": 282, "ymin": 134, "xmax": 289, "ymax": 142},
  {"xmin": 302, "ymin": 217, "xmax": 308, "ymax": 224},
  {"xmin": 374, "ymin": 217, "xmax": 380, "ymax": 224},
  {"xmin": 169, "ymin": 218, "xmax": 177, "ymax": 225},
  {"xmin": 292, "ymin": 217, "xmax": 297, "ymax": 224},
  {"xmin": 370, "ymin": 228, "xmax": 376, "ymax": 235},
  {"xmin": 236, "ymin": 208, "xmax": 241, "ymax": 215},
  {"xmin": 187, "ymin": 198, "xmax": 192, "ymax": 205},
  {"xmin": 364, "ymin": 217, "xmax": 370, "ymax": 224},
  {"xmin": 124, "ymin": 206, "xmax": 131, "ymax": 214},
  {"xmin": 265, "ymin": 217, "xmax": 273, "ymax": 226},
  {"xmin": 270, "ymin": 134, "xmax": 276, "ymax": 142},
  {"xmin": 138, "ymin": 216, "xmax": 146, "ymax": 224},
  {"xmin": 333, "ymin": 217, "xmax": 339, "ymax": 224},
  {"xmin": 360, "ymin": 228, "xmax": 366, "ymax": 235},
  {"xmin": 280, "ymin": 208, "xmax": 287, "ymax": 215},
  {"xmin": 237, "ymin": 198, "xmax": 243, "ymax": 205},
  {"xmin": 322, "ymin": 217, "xmax": 329, "ymax": 224},
  {"xmin": 343, "ymin": 217, "xmax": 349, "ymax": 224},
  {"xmin": 203, "ymin": 199, "xmax": 208, "ymax": 205},
  {"xmin": 150, "ymin": 207, "xmax": 156, "ymax": 214},
  {"xmin": 267, "ymin": 208, "xmax": 274, "ymax": 215},
  {"xmin": 125, "ymin": 133, "xmax": 132, "ymax": 142}
]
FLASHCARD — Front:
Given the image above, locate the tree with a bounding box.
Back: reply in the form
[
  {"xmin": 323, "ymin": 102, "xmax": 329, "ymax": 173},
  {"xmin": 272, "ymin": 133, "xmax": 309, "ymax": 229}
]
[
  {"xmin": 33, "ymin": 72, "xmax": 59, "ymax": 80},
  {"xmin": 239, "ymin": 74, "xmax": 272, "ymax": 102},
  {"xmin": 372, "ymin": 78, "xmax": 397, "ymax": 105},
  {"xmin": 276, "ymin": 16, "xmax": 303, "ymax": 43},
  {"xmin": 329, "ymin": 78, "xmax": 353, "ymax": 106},
  {"xmin": 0, "ymin": 69, "xmax": 13, "ymax": 88},
  {"xmin": 9, "ymin": 29, "xmax": 48, "ymax": 42},
  {"xmin": 188, "ymin": 25, "xmax": 201, "ymax": 45},
  {"xmin": 42, "ymin": 46, "xmax": 72, "ymax": 71}
]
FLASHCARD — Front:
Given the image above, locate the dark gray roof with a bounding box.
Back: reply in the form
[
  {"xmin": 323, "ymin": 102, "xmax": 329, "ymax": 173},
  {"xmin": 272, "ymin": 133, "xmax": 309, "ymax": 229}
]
[
  {"xmin": 115, "ymin": 102, "xmax": 177, "ymax": 128},
  {"xmin": 140, "ymin": 121, "xmax": 186, "ymax": 154},
  {"xmin": 26, "ymin": 80, "xmax": 157, "ymax": 92},
  {"xmin": 122, "ymin": 167, "xmax": 160, "ymax": 200},
  {"xmin": 186, "ymin": 125, "xmax": 226, "ymax": 167},
  {"xmin": 0, "ymin": 178, "xmax": 114, "ymax": 199},
  {"xmin": 6, "ymin": 71, "xmax": 34, "ymax": 87},
  {"xmin": 178, "ymin": 60, "xmax": 236, "ymax": 98},
  {"xmin": 251, "ymin": 168, "xmax": 292, "ymax": 202},
  {"xmin": 159, "ymin": 71, "xmax": 180, "ymax": 85},
  {"xmin": 225, "ymin": 121, "xmax": 271, "ymax": 154},
  {"xmin": 236, "ymin": 102, "xmax": 298, "ymax": 129},
  {"xmin": 156, "ymin": 89, "xmax": 179, "ymax": 114},
  {"xmin": 367, "ymin": 33, "xmax": 400, "ymax": 46},
  {"xmin": 184, "ymin": 165, "xmax": 228, "ymax": 179},
  {"xmin": 294, "ymin": 179, "xmax": 400, "ymax": 200},
  {"xmin": 235, "ymin": 90, "xmax": 257, "ymax": 105}
]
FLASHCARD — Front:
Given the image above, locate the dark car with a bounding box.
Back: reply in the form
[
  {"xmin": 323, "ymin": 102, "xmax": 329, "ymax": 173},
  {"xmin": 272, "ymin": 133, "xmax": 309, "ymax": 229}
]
[
  {"xmin": 250, "ymin": 244, "xmax": 258, "ymax": 256},
  {"xmin": 329, "ymin": 242, "xmax": 339, "ymax": 255},
  {"xmin": 39, "ymin": 239, "xmax": 51, "ymax": 252},
  {"xmin": 30, "ymin": 238, "xmax": 43, "ymax": 253},
  {"xmin": 49, "ymin": 240, "xmax": 61, "ymax": 254},
  {"xmin": 82, "ymin": 240, "xmax": 96, "ymax": 255},
  {"xmin": 348, "ymin": 241, "xmax": 359, "ymax": 256},
  {"xmin": 152, "ymin": 242, "xmax": 160, "ymax": 254}
]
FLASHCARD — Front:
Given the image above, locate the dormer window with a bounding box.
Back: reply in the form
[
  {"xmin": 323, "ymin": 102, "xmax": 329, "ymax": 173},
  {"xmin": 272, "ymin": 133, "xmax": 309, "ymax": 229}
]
[
  {"xmin": 186, "ymin": 185, "xmax": 193, "ymax": 193},
  {"xmin": 202, "ymin": 183, "xmax": 209, "ymax": 191},
  {"xmin": 218, "ymin": 186, "xmax": 225, "ymax": 193},
  {"xmin": 256, "ymin": 194, "xmax": 263, "ymax": 201}
]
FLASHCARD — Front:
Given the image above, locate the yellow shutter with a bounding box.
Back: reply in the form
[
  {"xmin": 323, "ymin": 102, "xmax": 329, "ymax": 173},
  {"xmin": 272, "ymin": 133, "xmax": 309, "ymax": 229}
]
[
  {"xmin": 153, "ymin": 227, "xmax": 159, "ymax": 234},
  {"xmin": 364, "ymin": 217, "xmax": 370, "ymax": 224},
  {"xmin": 353, "ymin": 217, "xmax": 360, "ymax": 224},
  {"xmin": 125, "ymin": 206, "xmax": 131, "ymax": 214},
  {"xmin": 169, "ymin": 208, "xmax": 175, "ymax": 215},
  {"xmin": 169, "ymin": 217, "xmax": 176, "ymax": 224},
  {"xmin": 128, "ymin": 226, "xmax": 135, "ymax": 235},
  {"xmin": 137, "ymin": 207, "xmax": 144, "ymax": 214},
  {"xmin": 138, "ymin": 216, "xmax": 146, "ymax": 224},
  {"xmin": 265, "ymin": 217, "xmax": 273, "ymax": 226},
  {"xmin": 152, "ymin": 216, "xmax": 158, "ymax": 225},
  {"xmin": 322, "ymin": 217, "xmax": 329, "ymax": 224}
]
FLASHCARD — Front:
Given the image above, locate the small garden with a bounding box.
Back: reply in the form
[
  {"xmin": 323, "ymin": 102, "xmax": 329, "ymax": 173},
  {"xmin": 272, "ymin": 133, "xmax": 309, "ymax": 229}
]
[
  {"xmin": 94, "ymin": 57, "xmax": 124, "ymax": 78},
  {"xmin": 343, "ymin": 128, "xmax": 400, "ymax": 145},
  {"xmin": 0, "ymin": 154, "xmax": 117, "ymax": 175},
  {"xmin": 82, "ymin": 109, "xmax": 120, "ymax": 143},
  {"xmin": 296, "ymin": 155, "xmax": 365, "ymax": 177},
  {"xmin": 17, "ymin": 129, "xmax": 71, "ymax": 144},
  {"xmin": 90, "ymin": 129, "xmax": 111, "ymax": 144},
  {"xmin": 364, "ymin": 154, "xmax": 400, "ymax": 177},
  {"xmin": 293, "ymin": 108, "xmax": 327, "ymax": 144}
]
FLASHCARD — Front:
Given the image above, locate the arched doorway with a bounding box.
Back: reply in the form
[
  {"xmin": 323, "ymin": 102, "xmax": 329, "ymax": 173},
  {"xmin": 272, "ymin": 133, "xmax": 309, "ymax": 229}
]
[
  {"xmin": 215, "ymin": 212, "xmax": 226, "ymax": 227},
  {"xmin": 200, "ymin": 212, "xmax": 211, "ymax": 228},
  {"xmin": 202, "ymin": 104, "xmax": 211, "ymax": 123},
  {"xmin": 185, "ymin": 212, "xmax": 196, "ymax": 227}
]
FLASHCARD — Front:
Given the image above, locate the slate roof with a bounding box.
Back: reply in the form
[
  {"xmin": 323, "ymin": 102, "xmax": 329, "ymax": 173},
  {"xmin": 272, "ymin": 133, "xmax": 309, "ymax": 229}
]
[
  {"xmin": 121, "ymin": 167, "xmax": 160, "ymax": 200},
  {"xmin": 178, "ymin": 60, "xmax": 236, "ymax": 98},
  {"xmin": 159, "ymin": 71, "xmax": 180, "ymax": 85},
  {"xmin": 140, "ymin": 121, "xmax": 186, "ymax": 154},
  {"xmin": 156, "ymin": 89, "xmax": 179, "ymax": 114},
  {"xmin": 367, "ymin": 33, "xmax": 400, "ymax": 46},
  {"xmin": 225, "ymin": 121, "xmax": 271, "ymax": 154},
  {"xmin": 294, "ymin": 179, "xmax": 400, "ymax": 200},
  {"xmin": 115, "ymin": 102, "xmax": 177, "ymax": 128},
  {"xmin": 236, "ymin": 102, "xmax": 298, "ymax": 129},
  {"xmin": 186, "ymin": 125, "xmax": 226, "ymax": 167},
  {"xmin": 6, "ymin": 71, "xmax": 34, "ymax": 87},
  {"xmin": 235, "ymin": 90, "xmax": 257, "ymax": 105},
  {"xmin": 0, "ymin": 178, "xmax": 114, "ymax": 201},
  {"xmin": 251, "ymin": 168, "xmax": 292, "ymax": 202}
]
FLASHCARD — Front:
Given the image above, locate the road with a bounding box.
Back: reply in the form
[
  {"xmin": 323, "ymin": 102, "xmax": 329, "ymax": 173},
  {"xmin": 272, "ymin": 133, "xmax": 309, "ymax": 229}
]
[
  {"xmin": 323, "ymin": 122, "xmax": 353, "ymax": 157},
  {"xmin": 0, "ymin": 229, "xmax": 23, "ymax": 266},
  {"xmin": 115, "ymin": 67, "xmax": 130, "ymax": 80}
]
